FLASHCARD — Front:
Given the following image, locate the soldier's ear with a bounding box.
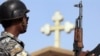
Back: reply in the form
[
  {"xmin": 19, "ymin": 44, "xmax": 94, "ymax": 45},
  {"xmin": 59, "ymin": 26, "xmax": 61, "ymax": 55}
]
[
  {"xmin": 21, "ymin": 18, "xmax": 25, "ymax": 24},
  {"xmin": 21, "ymin": 18, "xmax": 26, "ymax": 27}
]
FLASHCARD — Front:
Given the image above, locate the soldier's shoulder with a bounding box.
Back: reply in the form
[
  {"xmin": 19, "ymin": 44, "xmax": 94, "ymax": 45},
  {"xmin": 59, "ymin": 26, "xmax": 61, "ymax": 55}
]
[{"xmin": 0, "ymin": 36, "xmax": 15, "ymax": 43}]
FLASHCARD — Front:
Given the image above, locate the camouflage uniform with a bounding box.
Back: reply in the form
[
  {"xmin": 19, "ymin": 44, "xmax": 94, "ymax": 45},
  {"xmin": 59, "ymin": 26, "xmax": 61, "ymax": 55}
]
[{"xmin": 0, "ymin": 31, "xmax": 28, "ymax": 56}]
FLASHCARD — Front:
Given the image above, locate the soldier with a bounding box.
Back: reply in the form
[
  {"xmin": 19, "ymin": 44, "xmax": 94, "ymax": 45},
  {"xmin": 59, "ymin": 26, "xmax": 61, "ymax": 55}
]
[{"xmin": 0, "ymin": 0, "xmax": 29, "ymax": 56}]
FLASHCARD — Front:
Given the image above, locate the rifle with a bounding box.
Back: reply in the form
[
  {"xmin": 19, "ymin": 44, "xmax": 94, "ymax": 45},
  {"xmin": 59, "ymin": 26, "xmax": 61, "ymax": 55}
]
[{"xmin": 73, "ymin": 1, "xmax": 84, "ymax": 56}]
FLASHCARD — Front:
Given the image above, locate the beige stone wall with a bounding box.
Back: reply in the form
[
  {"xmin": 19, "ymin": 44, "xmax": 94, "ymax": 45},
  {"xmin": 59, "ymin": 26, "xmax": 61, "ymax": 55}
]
[{"xmin": 31, "ymin": 47, "xmax": 74, "ymax": 56}]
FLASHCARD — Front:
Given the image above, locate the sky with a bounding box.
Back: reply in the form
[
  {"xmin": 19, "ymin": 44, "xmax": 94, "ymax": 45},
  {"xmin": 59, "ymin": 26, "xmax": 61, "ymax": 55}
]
[{"xmin": 0, "ymin": 0, "xmax": 100, "ymax": 54}]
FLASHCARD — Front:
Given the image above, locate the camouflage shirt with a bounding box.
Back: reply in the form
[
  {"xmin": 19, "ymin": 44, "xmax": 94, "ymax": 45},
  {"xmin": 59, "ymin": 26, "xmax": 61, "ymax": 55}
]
[{"xmin": 0, "ymin": 31, "xmax": 29, "ymax": 56}]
